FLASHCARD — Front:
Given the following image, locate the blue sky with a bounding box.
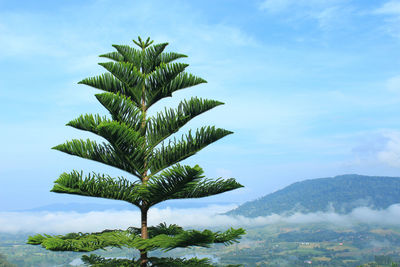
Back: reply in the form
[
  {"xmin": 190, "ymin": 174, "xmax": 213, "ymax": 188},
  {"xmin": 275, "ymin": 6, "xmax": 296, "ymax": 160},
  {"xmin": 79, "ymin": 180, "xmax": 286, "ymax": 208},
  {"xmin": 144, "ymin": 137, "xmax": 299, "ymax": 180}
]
[{"xmin": 2, "ymin": 0, "xmax": 400, "ymax": 211}]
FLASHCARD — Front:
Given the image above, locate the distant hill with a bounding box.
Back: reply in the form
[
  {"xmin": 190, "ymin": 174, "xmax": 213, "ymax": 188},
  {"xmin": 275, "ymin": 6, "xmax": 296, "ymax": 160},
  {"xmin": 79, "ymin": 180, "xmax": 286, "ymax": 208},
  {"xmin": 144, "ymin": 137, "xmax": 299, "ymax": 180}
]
[{"xmin": 226, "ymin": 174, "xmax": 400, "ymax": 218}]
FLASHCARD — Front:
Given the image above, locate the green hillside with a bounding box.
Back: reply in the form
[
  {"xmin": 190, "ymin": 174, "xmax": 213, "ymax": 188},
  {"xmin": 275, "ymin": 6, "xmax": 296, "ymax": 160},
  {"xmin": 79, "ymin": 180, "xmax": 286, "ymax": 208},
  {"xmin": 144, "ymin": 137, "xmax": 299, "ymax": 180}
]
[
  {"xmin": 0, "ymin": 253, "xmax": 17, "ymax": 267},
  {"xmin": 227, "ymin": 174, "xmax": 400, "ymax": 217}
]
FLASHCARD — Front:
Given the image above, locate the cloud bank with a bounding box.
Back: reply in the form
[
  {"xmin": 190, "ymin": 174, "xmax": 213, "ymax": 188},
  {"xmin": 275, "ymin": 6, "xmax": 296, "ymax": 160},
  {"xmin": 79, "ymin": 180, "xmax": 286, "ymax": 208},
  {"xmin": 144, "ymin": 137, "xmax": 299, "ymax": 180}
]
[{"xmin": 2, "ymin": 204, "xmax": 400, "ymax": 234}]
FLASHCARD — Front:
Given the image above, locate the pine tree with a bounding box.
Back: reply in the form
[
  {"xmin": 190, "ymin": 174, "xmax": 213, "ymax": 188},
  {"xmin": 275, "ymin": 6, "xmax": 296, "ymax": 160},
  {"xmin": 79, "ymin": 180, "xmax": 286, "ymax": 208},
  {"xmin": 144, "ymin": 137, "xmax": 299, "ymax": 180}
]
[{"xmin": 28, "ymin": 37, "xmax": 245, "ymax": 267}]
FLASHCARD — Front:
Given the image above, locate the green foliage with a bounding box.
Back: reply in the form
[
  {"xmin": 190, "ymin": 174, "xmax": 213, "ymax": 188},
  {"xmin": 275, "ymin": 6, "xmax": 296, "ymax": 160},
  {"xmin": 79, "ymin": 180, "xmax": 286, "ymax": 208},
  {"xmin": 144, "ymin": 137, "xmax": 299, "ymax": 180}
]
[
  {"xmin": 146, "ymin": 97, "xmax": 224, "ymax": 149},
  {"xmin": 375, "ymin": 255, "xmax": 394, "ymax": 265},
  {"xmin": 27, "ymin": 224, "xmax": 245, "ymax": 253},
  {"xmin": 228, "ymin": 174, "xmax": 400, "ymax": 217},
  {"xmin": 50, "ymin": 171, "xmax": 142, "ymax": 205},
  {"xmin": 48, "ymin": 165, "xmax": 242, "ymax": 209},
  {"xmin": 94, "ymin": 92, "xmax": 143, "ymax": 131},
  {"xmin": 28, "ymin": 36, "xmax": 245, "ymax": 266},
  {"xmin": 149, "ymin": 126, "xmax": 233, "ymax": 176},
  {"xmin": 82, "ymin": 254, "xmax": 216, "ymax": 267},
  {"xmin": 27, "ymin": 229, "xmax": 135, "ymax": 252},
  {"xmin": 146, "ymin": 165, "xmax": 243, "ymax": 206},
  {"xmin": 128, "ymin": 223, "xmax": 185, "ymax": 237},
  {"xmin": 82, "ymin": 254, "xmax": 136, "ymax": 267}
]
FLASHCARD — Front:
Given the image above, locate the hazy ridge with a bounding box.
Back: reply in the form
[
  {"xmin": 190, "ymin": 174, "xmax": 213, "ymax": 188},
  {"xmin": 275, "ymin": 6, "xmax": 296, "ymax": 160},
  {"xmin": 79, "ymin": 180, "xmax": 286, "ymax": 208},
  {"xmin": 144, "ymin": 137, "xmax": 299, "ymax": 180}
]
[{"xmin": 226, "ymin": 174, "xmax": 400, "ymax": 217}]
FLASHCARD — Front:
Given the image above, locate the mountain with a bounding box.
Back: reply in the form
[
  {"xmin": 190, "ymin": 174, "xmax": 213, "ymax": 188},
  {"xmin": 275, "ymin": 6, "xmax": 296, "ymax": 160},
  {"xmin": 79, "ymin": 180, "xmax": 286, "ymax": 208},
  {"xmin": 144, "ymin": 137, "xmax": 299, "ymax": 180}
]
[{"xmin": 226, "ymin": 174, "xmax": 400, "ymax": 218}]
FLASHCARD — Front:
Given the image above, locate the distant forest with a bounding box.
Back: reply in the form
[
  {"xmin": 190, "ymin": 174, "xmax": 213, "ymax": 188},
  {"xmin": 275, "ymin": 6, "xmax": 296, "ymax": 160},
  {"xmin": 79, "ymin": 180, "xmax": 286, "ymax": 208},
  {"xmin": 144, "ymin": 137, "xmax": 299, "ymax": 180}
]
[
  {"xmin": 227, "ymin": 174, "xmax": 400, "ymax": 217},
  {"xmin": 0, "ymin": 253, "xmax": 17, "ymax": 267}
]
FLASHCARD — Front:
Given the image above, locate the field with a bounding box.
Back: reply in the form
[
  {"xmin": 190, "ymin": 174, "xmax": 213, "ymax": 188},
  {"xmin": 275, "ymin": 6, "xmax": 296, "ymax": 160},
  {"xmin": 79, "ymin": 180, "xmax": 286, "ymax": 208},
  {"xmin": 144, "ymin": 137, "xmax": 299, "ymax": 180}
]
[{"xmin": 1, "ymin": 223, "xmax": 400, "ymax": 266}]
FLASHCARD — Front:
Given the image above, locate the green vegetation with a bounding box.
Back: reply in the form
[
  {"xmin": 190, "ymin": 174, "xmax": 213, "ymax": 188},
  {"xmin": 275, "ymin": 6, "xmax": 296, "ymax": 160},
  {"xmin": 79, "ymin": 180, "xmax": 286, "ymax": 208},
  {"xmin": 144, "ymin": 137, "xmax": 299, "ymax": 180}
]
[
  {"xmin": 227, "ymin": 174, "xmax": 400, "ymax": 217},
  {"xmin": 216, "ymin": 223, "xmax": 400, "ymax": 266},
  {"xmin": 0, "ymin": 253, "xmax": 16, "ymax": 267},
  {"xmin": 27, "ymin": 37, "xmax": 245, "ymax": 266},
  {"xmin": 359, "ymin": 255, "xmax": 400, "ymax": 266},
  {"xmin": 4, "ymin": 223, "xmax": 400, "ymax": 266}
]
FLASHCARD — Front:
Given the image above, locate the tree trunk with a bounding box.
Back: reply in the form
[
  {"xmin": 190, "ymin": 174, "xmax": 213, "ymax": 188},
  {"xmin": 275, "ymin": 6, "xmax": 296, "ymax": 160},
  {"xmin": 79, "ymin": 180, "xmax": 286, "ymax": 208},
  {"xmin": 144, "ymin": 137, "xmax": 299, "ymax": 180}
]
[{"xmin": 140, "ymin": 207, "xmax": 149, "ymax": 267}]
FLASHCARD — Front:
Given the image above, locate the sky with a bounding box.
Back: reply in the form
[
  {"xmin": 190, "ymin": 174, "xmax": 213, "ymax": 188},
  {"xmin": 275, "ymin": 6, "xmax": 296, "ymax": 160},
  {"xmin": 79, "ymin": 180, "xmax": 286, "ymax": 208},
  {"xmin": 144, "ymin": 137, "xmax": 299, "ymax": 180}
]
[{"xmin": 2, "ymin": 0, "xmax": 400, "ymax": 215}]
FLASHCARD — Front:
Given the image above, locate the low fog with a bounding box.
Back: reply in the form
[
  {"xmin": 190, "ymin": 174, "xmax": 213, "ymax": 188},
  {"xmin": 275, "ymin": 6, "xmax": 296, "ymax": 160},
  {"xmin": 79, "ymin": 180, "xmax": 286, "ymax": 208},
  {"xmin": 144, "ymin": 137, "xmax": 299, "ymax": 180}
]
[{"xmin": 2, "ymin": 204, "xmax": 400, "ymax": 234}]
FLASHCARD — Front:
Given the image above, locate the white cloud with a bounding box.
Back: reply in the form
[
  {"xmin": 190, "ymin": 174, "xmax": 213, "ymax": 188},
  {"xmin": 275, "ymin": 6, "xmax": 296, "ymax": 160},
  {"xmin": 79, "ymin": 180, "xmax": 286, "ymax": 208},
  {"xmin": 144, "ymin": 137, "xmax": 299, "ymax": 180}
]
[
  {"xmin": 259, "ymin": 0, "xmax": 293, "ymax": 13},
  {"xmin": 373, "ymin": 1, "xmax": 400, "ymax": 38},
  {"xmin": 374, "ymin": 1, "xmax": 400, "ymax": 15},
  {"xmin": 343, "ymin": 129, "xmax": 400, "ymax": 169},
  {"xmin": 0, "ymin": 205, "xmax": 236, "ymax": 234},
  {"xmin": 2, "ymin": 204, "xmax": 400, "ymax": 234},
  {"xmin": 0, "ymin": 12, "xmax": 82, "ymax": 60},
  {"xmin": 191, "ymin": 24, "xmax": 258, "ymax": 48},
  {"xmin": 314, "ymin": 6, "xmax": 341, "ymax": 29},
  {"xmin": 378, "ymin": 131, "xmax": 400, "ymax": 167},
  {"xmin": 386, "ymin": 75, "xmax": 400, "ymax": 92},
  {"xmin": 258, "ymin": 0, "xmax": 349, "ymax": 30},
  {"xmin": 0, "ymin": 0, "xmax": 259, "ymax": 104}
]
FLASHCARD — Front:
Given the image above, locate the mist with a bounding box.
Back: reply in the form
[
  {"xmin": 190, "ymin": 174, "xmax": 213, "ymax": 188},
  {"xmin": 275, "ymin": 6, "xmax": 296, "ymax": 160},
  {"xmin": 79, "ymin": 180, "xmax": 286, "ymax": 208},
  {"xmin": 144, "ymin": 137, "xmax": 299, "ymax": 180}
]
[{"xmin": 2, "ymin": 203, "xmax": 400, "ymax": 234}]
